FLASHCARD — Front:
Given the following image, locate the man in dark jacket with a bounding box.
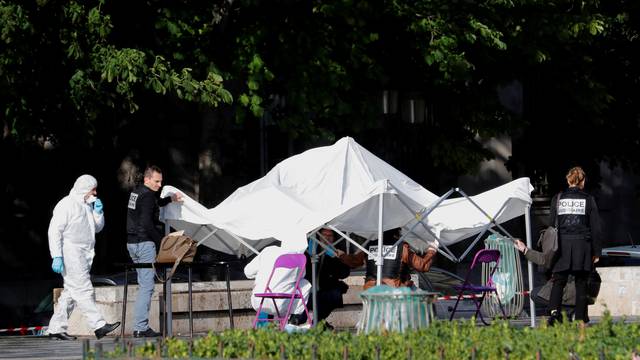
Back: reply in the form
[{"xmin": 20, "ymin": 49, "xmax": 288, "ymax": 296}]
[{"xmin": 126, "ymin": 165, "xmax": 182, "ymax": 337}]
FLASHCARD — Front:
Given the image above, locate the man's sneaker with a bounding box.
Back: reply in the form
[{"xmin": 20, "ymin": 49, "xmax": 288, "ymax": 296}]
[
  {"xmin": 133, "ymin": 328, "xmax": 162, "ymax": 338},
  {"xmin": 49, "ymin": 332, "xmax": 77, "ymax": 341},
  {"xmin": 95, "ymin": 322, "xmax": 121, "ymax": 339}
]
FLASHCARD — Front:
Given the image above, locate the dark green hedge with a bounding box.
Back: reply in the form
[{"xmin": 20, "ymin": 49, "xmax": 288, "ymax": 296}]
[{"xmin": 102, "ymin": 314, "xmax": 639, "ymax": 359}]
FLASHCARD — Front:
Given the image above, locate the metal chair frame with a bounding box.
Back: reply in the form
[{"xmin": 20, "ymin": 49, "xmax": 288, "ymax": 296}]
[
  {"xmin": 449, "ymin": 249, "xmax": 507, "ymax": 325},
  {"xmin": 251, "ymin": 254, "xmax": 311, "ymax": 330}
]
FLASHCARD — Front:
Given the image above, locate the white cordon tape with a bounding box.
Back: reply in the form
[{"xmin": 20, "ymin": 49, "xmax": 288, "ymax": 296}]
[
  {"xmin": 0, "ymin": 326, "xmax": 48, "ymax": 334},
  {"xmin": 436, "ymin": 290, "xmax": 530, "ymax": 301}
]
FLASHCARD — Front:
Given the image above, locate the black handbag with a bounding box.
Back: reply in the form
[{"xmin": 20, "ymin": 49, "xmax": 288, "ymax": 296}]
[{"xmin": 586, "ymin": 270, "xmax": 602, "ymax": 300}]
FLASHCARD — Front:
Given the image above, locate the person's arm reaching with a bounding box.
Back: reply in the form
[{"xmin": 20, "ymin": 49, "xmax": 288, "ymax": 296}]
[
  {"xmin": 403, "ymin": 243, "xmax": 437, "ymax": 272},
  {"xmin": 338, "ymin": 251, "xmax": 366, "ymax": 268},
  {"xmin": 158, "ymin": 192, "xmax": 183, "ymax": 207},
  {"xmin": 158, "ymin": 196, "xmax": 172, "ymax": 207},
  {"xmin": 524, "ymin": 247, "xmax": 547, "ymax": 267}
]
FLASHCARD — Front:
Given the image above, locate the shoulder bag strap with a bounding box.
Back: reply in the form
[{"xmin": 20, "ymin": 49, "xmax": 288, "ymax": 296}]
[
  {"xmin": 152, "ymin": 243, "xmax": 193, "ymax": 283},
  {"xmin": 554, "ymin": 192, "xmax": 561, "ymax": 228}
]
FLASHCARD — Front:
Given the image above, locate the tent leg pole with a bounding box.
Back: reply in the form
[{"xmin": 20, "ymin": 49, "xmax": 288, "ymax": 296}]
[
  {"xmin": 525, "ymin": 204, "xmax": 536, "ymax": 327},
  {"xmin": 311, "ymin": 253, "xmax": 318, "ymax": 325},
  {"xmin": 377, "ymin": 192, "xmax": 384, "ymax": 286}
]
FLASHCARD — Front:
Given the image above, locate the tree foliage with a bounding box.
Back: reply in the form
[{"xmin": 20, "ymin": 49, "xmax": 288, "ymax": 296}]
[
  {"xmin": 1, "ymin": 0, "xmax": 639, "ymax": 173},
  {"xmin": 1, "ymin": 0, "xmax": 231, "ymax": 144}
]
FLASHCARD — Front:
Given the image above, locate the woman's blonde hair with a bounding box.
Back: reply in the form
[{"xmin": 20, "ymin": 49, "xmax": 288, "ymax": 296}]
[{"xmin": 566, "ymin": 166, "xmax": 586, "ymax": 187}]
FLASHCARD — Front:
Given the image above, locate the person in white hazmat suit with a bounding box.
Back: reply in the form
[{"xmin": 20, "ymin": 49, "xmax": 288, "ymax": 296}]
[
  {"xmin": 244, "ymin": 243, "xmax": 311, "ymax": 323},
  {"xmin": 46, "ymin": 175, "xmax": 120, "ymax": 340}
]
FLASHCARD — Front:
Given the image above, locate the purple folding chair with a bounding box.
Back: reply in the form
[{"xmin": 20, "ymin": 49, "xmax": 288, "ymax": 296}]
[
  {"xmin": 449, "ymin": 249, "xmax": 507, "ymax": 325},
  {"xmin": 252, "ymin": 253, "xmax": 311, "ymax": 330}
]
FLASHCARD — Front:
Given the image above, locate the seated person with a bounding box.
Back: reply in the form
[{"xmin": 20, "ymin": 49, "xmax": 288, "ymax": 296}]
[
  {"xmin": 301, "ymin": 228, "xmax": 352, "ymax": 325},
  {"xmin": 244, "ymin": 244, "xmax": 311, "ymax": 322},
  {"xmin": 339, "ymin": 228, "xmax": 438, "ymax": 290}
]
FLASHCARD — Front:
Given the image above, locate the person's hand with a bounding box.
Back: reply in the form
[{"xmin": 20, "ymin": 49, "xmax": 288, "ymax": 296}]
[
  {"xmin": 171, "ymin": 192, "xmax": 183, "ymax": 203},
  {"xmin": 335, "ymin": 249, "xmax": 345, "ymax": 257},
  {"xmin": 514, "ymin": 239, "xmax": 527, "ymax": 253},
  {"xmin": 93, "ymin": 198, "xmax": 103, "ymax": 214},
  {"xmin": 52, "ymin": 257, "xmax": 64, "ymax": 274},
  {"xmin": 592, "ymin": 256, "xmax": 600, "ymax": 264}
]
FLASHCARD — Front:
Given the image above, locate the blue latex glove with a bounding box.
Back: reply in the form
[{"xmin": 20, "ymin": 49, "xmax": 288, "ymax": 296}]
[
  {"xmin": 256, "ymin": 311, "xmax": 270, "ymax": 328},
  {"xmin": 325, "ymin": 247, "xmax": 336, "ymax": 258},
  {"xmin": 52, "ymin": 257, "xmax": 64, "ymax": 274},
  {"xmin": 307, "ymin": 239, "xmax": 316, "ymax": 254},
  {"xmin": 93, "ymin": 198, "xmax": 103, "ymax": 214}
]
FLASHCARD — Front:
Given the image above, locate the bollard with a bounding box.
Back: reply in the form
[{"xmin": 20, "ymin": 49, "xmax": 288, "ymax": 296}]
[
  {"xmin": 280, "ymin": 344, "xmax": 286, "ymax": 360},
  {"xmin": 343, "ymin": 345, "xmax": 349, "ymax": 360},
  {"xmin": 188, "ymin": 340, "xmax": 193, "ymax": 358},
  {"xmin": 536, "ymin": 349, "xmax": 542, "ymax": 360},
  {"xmin": 376, "ymin": 345, "xmax": 381, "ymax": 360},
  {"xmin": 218, "ymin": 340, "xmax": 224, "ymax": 358},
  {"xmin": 82, "ymin": 339, "xmax": 90, "ymax": 360},
  {"xmin": 95, "ymin": 342, "xmax": 103, "ymax": 360},
  {"xmin": 156, "ymin": 338, "xmax": 163, "ymax": 359},
  {"xmin": 470, "ymin": 347, "xmax": 477, "ymax": 360},
  {"xmin": 127, "ymin": 341, "xmax": 134, "ymax": 358},
  {"xmin": 407, "ymin": 346, "xmax": 413, "ymax": 360},
  {"xmin": 312, "ymin": 344, "xmax": 317, "ymax": 360}
]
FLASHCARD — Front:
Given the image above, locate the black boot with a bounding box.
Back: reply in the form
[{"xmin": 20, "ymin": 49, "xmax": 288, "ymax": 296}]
[
  {"xmin": 547, "ymin": 310, "xmax": 562, "ymax": 326},
  {"xmin": 49, "ymin": 332, "xmax": 77, "ymax": 341},
  {"xmin": 133, "ymin": 328, "xmax": 162, "ymax": 338},
  {"xmin": 288, "ymin": 313, "xmax": 307, "ymax": 326},
  {"xmin": 95, "ymin": 322, "xmax": 121, "ymax": 339}
]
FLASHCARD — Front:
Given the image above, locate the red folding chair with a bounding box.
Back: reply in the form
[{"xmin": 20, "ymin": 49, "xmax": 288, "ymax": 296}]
[
  {"xmin": 449, "ymin": 249, "xmax": 507, "ymax": 325},
  {"xmin": 252, "ymin": 253, "xmax": 311, "ymax": 330}
]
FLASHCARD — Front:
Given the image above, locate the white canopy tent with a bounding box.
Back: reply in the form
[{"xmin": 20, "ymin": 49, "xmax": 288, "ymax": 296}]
[
  {"xmin": 161, "ymin": 136, "xmax": 442, "ymax": 271},
  {"xmin": 160, "ymin": 137, "xmax": 537, "ymax": 326}
]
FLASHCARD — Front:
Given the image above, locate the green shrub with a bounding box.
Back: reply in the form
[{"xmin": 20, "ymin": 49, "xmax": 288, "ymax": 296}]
[{"xmin": 98, "ymin": 314, "xmax": 640, "ymax": 359}]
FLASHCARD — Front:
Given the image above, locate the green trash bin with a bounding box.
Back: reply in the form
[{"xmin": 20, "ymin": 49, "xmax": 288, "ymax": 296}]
[{"xmin": 358, "ymin": 285, "xmax": 438, "ymax": 333}]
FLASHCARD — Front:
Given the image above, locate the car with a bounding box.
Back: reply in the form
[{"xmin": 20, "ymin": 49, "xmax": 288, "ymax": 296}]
[{"xmin": 598, "ymin": 245, "xmax": 640, "ymax": 267}]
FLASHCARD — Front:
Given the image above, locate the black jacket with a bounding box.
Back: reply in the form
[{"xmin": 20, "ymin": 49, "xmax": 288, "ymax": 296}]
[
  {"xmin": 550, "ymin": 187, "xmax": 602, "ymax": 272},
  {"xmin": 305, "ymin": 253, "xmax": 350, "ymax": 293},
  {"xmin": 126, "ymin": 185, "xmax": 172, "ymax": 244}
]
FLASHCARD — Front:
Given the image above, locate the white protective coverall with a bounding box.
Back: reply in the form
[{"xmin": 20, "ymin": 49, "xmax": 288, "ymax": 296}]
[
  {"xmin": 47, "ymin": 175, "xmax": 107, "ymax": 333},
  {"xmin": 244, "ymin": 245, "xmax": 311, "ymax": 316}
]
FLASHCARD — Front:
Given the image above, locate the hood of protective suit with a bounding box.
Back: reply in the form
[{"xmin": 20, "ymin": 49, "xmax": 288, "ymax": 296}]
[{"xmin": 69, "ymin": 175, "xmax": 98, "ymax": 203}]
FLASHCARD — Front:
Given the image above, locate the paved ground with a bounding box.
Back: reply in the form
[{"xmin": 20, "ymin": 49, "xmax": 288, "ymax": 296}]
[
  {"xmin": 0, "ymin": 335, "xmax": 166, "ymax": 360},
  {"xmin": 1, "ymin": 317, "xmax": 638, "ymax": 359}
]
